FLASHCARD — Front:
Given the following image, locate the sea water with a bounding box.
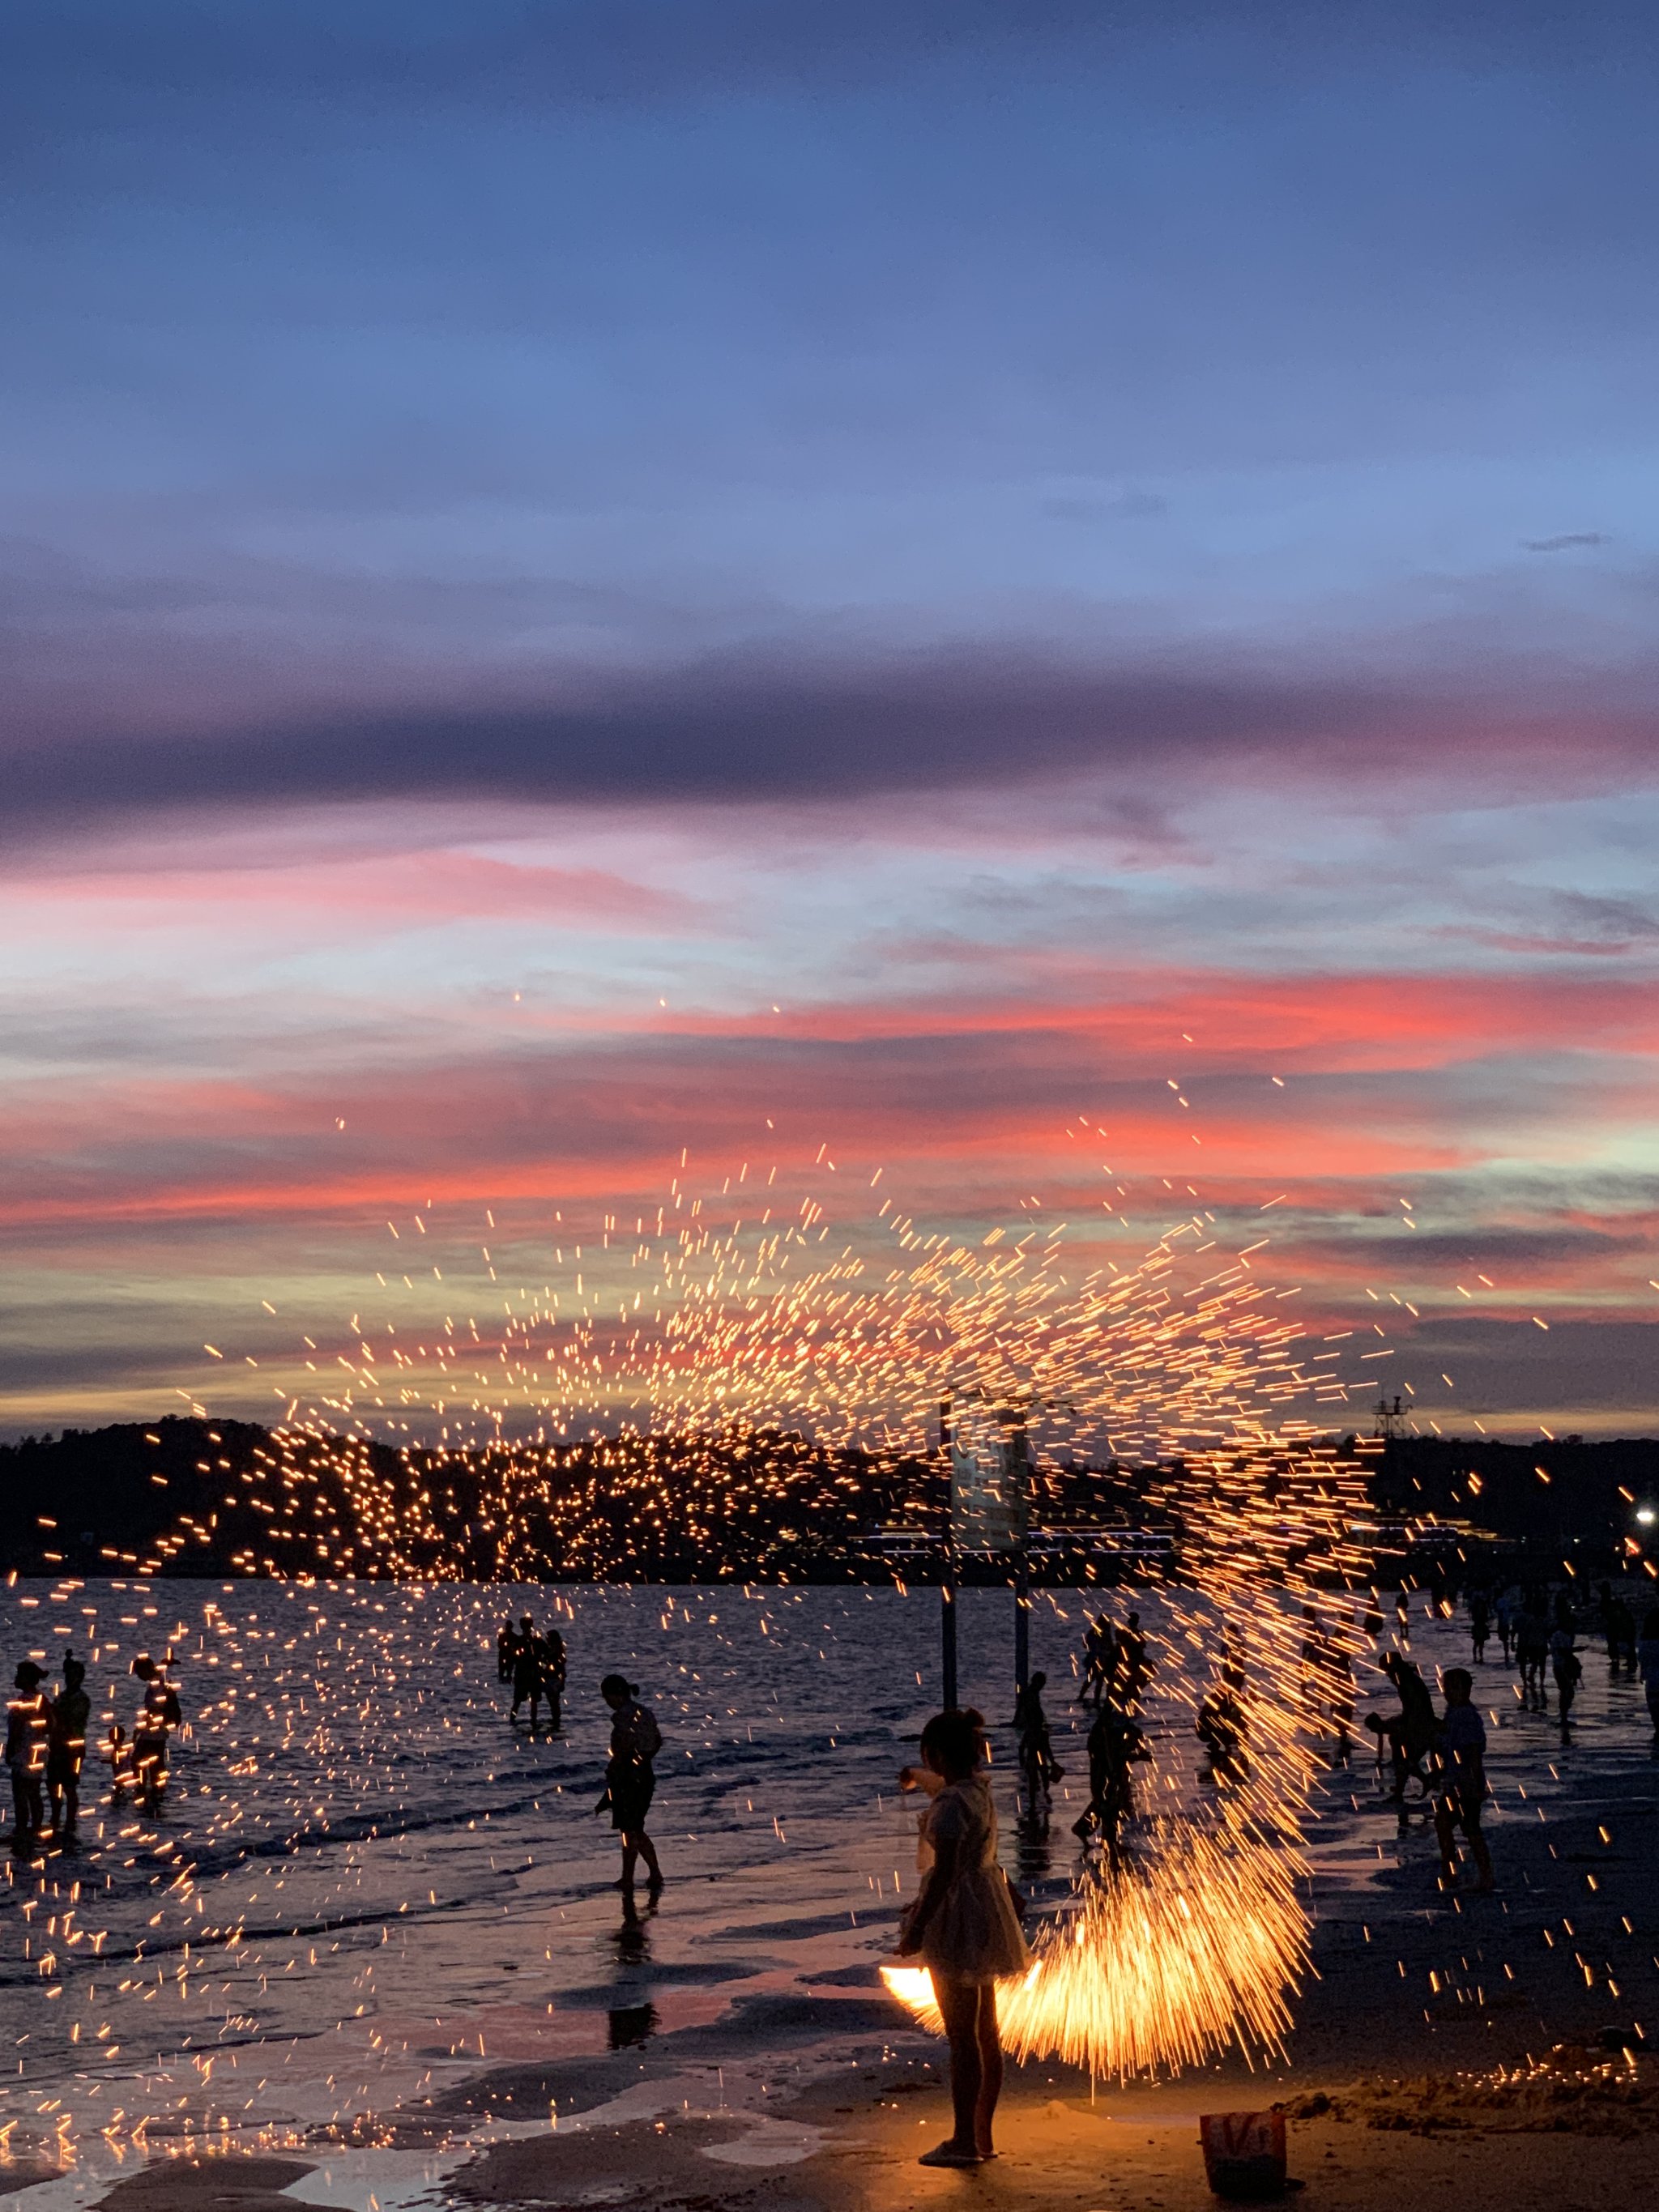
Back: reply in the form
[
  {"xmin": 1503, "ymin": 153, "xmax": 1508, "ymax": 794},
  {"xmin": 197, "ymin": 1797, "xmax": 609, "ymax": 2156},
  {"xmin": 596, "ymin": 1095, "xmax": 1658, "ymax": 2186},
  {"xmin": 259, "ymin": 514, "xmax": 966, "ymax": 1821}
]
[{"xmin": 0, "ymin": 1576, "xmax": 1647, "ymax": 2185}]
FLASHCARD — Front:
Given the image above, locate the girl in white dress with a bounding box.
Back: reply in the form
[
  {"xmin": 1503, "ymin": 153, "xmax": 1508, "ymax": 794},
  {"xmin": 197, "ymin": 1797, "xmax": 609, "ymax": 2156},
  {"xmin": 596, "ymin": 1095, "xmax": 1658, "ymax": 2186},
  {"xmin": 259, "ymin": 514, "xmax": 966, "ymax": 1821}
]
[{"xmin": 896, "ymin": 1708, "xmax": 1031, "ymax": 2167}]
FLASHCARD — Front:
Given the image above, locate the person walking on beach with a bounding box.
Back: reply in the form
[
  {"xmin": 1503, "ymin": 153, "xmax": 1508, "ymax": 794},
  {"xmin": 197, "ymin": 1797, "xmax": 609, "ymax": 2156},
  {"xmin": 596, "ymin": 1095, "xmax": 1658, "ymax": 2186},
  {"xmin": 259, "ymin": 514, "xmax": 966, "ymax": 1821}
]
[
  {"xmin": 1495, "ymin": 1586, "xmax": 1516, "ymax": 1663},
  {"xmin": 1601, "ymin": 1583, "xmax": 1637, "ymax": 1676},
  {"xmin": 1196, "ymin": 1677, "xmax": 1246, "ymax": 1783},
  {"xmin": 1012, "ymin": 1671, "xmax": 1061, "ymax": 1804},
  {"xmin": 47, "ymin": 1658, "xmax": 90, "ymax": 1843},
  {"xmin": 1515, "ymin": 1602, "xmax": 1548, "ymax": 1706},
  {"xmin": 1636, "ymin": 1609, "xmax": 1659, "ymax": 1734},
  {"xmin": 1073, "ymin": 1693, "xmax": 1148, "ymax": 1858},
  {"xmin": 1550, "ymin": 1621, "xmax": 1582, "ymax": 1728},
  {"xmin": 6, "ymin": 1664, "xmax": 50, "ymax": 1849},
  {"xmin": 896, "ymin": 1707, "xmax": 1030, "ymax": 2168},
  {"xmin": 1432, "ymin": 1668, "xmax": 1495, "ymax": 1892},
  {"xmin": 1468, "ymin": 1588, "xmax": 1490, "ymax": 1663},
  {"xmin": 597, "ymin": 1673, "xmax": 663, "ymax": 1893},
  {"xmin": 1117, "ymin": 1612, "xmax": 1150, "ymax": 1705},
  {"xmin": 1080, "ymin": 1615, "xmax": 1117, "ymax": 1705}
]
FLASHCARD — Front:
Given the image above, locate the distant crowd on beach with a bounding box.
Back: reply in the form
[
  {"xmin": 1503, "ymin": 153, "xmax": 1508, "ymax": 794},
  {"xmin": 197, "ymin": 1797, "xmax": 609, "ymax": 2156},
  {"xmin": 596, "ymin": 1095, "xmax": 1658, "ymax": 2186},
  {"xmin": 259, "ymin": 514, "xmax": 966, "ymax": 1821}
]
[
  {"xmin": 1347, "ymin": 1575, "xmax": 1659, "ymax": 1894},
  {"xmin": 1000, "ymin": 1573, "xmax": 1659, "ymax": 1902}
]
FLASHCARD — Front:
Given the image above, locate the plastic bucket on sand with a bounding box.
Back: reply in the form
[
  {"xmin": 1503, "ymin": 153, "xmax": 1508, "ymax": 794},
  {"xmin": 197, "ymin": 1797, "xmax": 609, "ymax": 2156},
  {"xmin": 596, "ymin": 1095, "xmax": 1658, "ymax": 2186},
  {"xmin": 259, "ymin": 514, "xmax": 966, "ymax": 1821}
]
[{"xmin": 1198, "ymin": 2109, "xmax": 1289, "ymax": 2201}]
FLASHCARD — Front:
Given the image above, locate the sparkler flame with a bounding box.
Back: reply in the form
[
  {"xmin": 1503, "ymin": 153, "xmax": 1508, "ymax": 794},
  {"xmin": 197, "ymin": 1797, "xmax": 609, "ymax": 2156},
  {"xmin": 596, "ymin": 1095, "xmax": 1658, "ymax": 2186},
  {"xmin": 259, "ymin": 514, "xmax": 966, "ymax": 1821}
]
[{"xmin": 883, "ymin": 1822, "xmax": 1312, "ymax": 2080}]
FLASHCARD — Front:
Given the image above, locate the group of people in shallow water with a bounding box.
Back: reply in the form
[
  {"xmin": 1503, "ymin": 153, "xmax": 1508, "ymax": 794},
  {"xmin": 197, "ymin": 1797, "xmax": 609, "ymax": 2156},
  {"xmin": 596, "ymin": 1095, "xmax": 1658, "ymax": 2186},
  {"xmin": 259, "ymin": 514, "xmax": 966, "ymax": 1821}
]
[
  {"xmin": 1358, "ymin": 1646, "xmax": 1495, "ymax": 1890},
  {"xmin": 6, "ymin": 1650, "xmax": 181, "ymax": 1852},
  {"xmin": 497, "ymin": 1613, "xmax": 568, "ymax": 1729}
]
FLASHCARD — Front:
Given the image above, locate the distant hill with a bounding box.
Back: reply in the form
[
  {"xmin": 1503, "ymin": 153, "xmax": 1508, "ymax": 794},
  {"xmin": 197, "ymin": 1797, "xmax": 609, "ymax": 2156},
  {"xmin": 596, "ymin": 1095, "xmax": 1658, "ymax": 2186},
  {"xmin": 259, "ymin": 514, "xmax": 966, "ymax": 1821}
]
[
  {"xmin": 1374, "ymin": 1433, "xmax": 1659, "ymax": 1564},
  {"xmin": 2, "ymin": 1418, "xmax": 1653, "ymax": 1583},
  {"xmin": 0, "ymin": 1416, "xmax": 934, "ymax": 1583}
]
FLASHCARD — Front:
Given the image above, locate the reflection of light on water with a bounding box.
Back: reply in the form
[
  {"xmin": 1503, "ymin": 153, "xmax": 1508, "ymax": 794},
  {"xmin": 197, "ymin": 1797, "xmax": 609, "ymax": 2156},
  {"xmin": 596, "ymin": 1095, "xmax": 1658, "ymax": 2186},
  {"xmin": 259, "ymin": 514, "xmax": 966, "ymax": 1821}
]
[{"xmin": 882, "ymin": 1824, "xmax": 1307, "ymax": 2080}]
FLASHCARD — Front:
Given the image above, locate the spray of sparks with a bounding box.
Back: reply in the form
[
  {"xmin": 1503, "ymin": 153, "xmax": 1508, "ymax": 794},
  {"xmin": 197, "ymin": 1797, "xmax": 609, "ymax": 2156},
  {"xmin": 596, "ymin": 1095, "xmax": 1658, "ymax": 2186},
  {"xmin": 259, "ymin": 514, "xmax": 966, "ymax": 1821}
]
[{"xmin": 149, "ymin": 1146, "xmax": 1379, "ymax": 2080}]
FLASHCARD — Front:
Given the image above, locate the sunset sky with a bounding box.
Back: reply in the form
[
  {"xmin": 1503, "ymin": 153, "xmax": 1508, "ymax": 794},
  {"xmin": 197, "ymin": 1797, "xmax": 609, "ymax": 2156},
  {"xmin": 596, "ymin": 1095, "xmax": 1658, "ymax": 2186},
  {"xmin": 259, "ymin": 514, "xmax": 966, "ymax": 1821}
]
[{"xmin": 6, "ymin": 2, "xmax": 1657, "ymax": 1438}]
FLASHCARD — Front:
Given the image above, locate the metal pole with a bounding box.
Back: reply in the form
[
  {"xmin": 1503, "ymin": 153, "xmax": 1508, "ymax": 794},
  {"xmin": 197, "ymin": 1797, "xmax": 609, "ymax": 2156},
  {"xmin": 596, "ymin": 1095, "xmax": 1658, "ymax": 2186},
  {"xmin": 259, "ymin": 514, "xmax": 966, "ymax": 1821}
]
[
  {"xmin": 1011, "ymin": 1418, "xmax": 1030, "ymax": 1695},
  {"xmin": 939, "ymin": 1396, "xmax": 958, "ymax": 1708},
  {"xmin": 1013, "ymin": 1549, "xmax": 1030, "ymax": 1696}
]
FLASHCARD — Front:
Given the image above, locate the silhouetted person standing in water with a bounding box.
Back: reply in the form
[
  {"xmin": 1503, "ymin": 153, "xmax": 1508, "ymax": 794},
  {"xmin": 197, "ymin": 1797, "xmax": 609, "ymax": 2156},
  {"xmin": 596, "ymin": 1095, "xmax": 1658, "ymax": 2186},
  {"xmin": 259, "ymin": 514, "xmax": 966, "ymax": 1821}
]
[
  {"xmin": 1515, "ymin": 1600, "xmax": 1548, "ymax": 1705},
  {"xmin": 48, "ymin": 1658, "xmax": 90, "ymax": 1843},
  {"xmin": 896, "ymin": 1708, "xmax": 1030, "ymax": 2167},
  {"xmin": 510, "ymin": 1617, "xmax": 542, "ymax": 1724},
  {"xmin": 1550, "ymin": 1619, "xmax": 1582, "ymax": 1728},
  {"xmin": 497, "ymin": 1618, "xmax": 516, "ymax": 1684},
  {"xmin": 1369, "ymin": 1651, "xmax": 1436, "ymax": 1801},
  {"xmin": 1601, "ymin": 1583, "xmax": 1636, "ymax": 1675},
  {"xmin": 540, "ymin": 1624, "xmax": 567, "ymax": 1733},
  {"xmin": 131, "ymin": 1656, "xmax": 181, "ymax": 1814},
  {"xmin": 598, "ymin": 1674, "xmax": 663, "ymax": 1893},
  {"xmin": 1495, "ymin": 1586, "xmax": 1516, "ymax": 1661},
  {"xmin": 1117, "ymin": 1612, "xmax": 1150, "ymax": 1705},
  {"xmin": 6, "ymin": 1664, "xmax": 49, "ymax": 1849},
  {"xmin": 1468, "ymin": 1588, "xmax": 1490, "ymax": 1662},
  {"xmin": 1196, "ymin": 1678, "xmax": 1246, "ymax": 1783},
  {"xmin": 1080, "ymin": 1615, "xmax": 1117, "ymax": 1705}
]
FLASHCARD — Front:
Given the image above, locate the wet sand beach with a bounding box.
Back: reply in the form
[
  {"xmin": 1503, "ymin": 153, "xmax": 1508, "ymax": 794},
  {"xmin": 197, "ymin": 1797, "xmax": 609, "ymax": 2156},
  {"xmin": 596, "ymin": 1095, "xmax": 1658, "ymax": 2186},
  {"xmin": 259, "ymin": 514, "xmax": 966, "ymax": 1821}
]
[{"xmin": 0, "ymin": 1581, "xmax": 1652, "ymax": 2206}]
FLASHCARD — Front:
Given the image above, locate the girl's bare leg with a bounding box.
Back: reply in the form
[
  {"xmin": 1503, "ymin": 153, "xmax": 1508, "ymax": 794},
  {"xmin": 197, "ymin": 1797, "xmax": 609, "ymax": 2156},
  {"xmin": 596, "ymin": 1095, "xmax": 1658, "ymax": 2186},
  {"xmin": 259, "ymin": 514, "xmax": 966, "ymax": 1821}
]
[
  {"xmin": 936, "ymin": 1975, "xmax": 983, "ymax": 2154},
  {"xmin": 974, "ymin": 1982, "xmax": 1004, "ymax": 2155}
]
